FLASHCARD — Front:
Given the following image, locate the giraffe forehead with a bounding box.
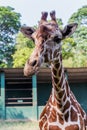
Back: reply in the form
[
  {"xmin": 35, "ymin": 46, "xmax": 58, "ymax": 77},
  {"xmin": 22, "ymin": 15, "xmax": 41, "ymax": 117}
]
[
  {"xmin": 42, "ymin": 23, "xmax": 58, "ymax": 32},
  {"xmin": 38, "ymin": 22, "xmax": 58, "ymax": 32},
  {"xmin": 44, "ymin": 23, "xmax": 58, "ymax": 28}
]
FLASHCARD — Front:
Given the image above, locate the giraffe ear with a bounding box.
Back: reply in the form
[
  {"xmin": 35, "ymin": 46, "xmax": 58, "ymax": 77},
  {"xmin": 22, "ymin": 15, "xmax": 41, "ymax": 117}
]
[
  {"xmin": 20, "ymin": 26, "xmax": 35, "ymax": 40},
  {"xmin": 62, "ymin": 23, "xmax": 78, "ymax": 39}
]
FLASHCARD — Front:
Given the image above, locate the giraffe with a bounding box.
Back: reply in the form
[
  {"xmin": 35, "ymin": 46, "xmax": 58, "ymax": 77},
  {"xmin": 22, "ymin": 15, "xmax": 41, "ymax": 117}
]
[{"xmin": 20, "ymin": 11, "xmax": 87, "ymax": 130}]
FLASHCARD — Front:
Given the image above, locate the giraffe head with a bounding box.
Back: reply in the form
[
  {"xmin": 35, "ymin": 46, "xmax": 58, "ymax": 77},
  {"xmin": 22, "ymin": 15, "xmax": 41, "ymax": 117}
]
[{"xmin": 21, "ymin": 11, "xmax": 77, "ymax": 76}]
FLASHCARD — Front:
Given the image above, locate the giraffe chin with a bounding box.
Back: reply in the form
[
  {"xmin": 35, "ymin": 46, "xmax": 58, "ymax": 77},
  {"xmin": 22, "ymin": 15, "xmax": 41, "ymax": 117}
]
[{"xmin": 24, "ymin": 65, "xmax": 40, "ymax": 76}]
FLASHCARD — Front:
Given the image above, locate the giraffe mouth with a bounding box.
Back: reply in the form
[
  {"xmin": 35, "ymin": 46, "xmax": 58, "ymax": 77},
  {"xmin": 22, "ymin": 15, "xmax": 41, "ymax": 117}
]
[
  {"xmin": 24, "ymin": 59, "xmax": 41, "ymax": 76},
  {"xmin": 24, "ymin": 65, "xmax": 40, "ymax": 76}
]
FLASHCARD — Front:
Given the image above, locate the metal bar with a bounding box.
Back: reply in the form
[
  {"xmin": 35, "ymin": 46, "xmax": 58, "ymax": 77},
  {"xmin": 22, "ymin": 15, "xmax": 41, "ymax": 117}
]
[{"xmin": 32, "ymin": 75, "xmax": 38, "ymax": 120}]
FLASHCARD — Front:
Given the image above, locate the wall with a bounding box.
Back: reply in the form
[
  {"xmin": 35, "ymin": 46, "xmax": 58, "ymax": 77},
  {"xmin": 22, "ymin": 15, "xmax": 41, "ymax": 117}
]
[{"xmin": 0, "ymin": 68, "xmax": 87, "ymax": 120}]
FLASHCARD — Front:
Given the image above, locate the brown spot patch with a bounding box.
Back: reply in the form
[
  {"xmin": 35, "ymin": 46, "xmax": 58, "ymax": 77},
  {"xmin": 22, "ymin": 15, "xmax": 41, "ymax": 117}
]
[
  {"xmin": 65, "ymin": 81, "xmax": 70, "ymax": 97},
  {"xmin": 44, "ymin": 53, "xmax": 49, "ymax": 62},
  {"xmin": 62, "ymin": 100, "xmax": 70, "ymax": 113},
  {"xmin": 55, "ymin": 86, "xmax": 59, "ymax": 92},
  {"xmin": 65, "ymin": 124, "xmax": 79, "ymax": 130},
  {"xmin": 49, "ymin": 108, "xmax": 57, "ymax": 122},
  {"xmin": 50, "ymin": 97, "xmax": 57, "ymax": 106},
  {"xmin": 79, "ymin": 105, "xmax": 85, "ymax": 118},
  {"xmin": 55, "ymin": 62, "xmax": 60, "ymax": 68},
  {"xmin": 79, "ymin": 115, "xmax": 84, "ymax": 130},
  {"xmin": 54, "ymin": 77, "xmax": 59, "ymax": 84},
  {"xmin": 58, "ymin": 67, "xmax": 62, "ymax": 77},
  {"xmin": 58, "ymin": 76, "xmax": 63, "ymax": 87},
  {"xmin": 53, "ymin": 68, "xmax": 57, "ymax": 75},
  {"xmin": 57, "ymin": 102, "xmax": 62, "ymax": 108},
  {"xmin": 58, "ymin": 113, "xmax": 64, "ymax": 125},
  {"xmin": 62, "ymin": 94, "xmax": 67, "ymax": 102},
  {"xmin": 64, "ymin": 111, "xmax": 69, "ymax": 122},
  {"xmin": 70, "ymin": 96, "xmax": 79, "ymax": 113},
  {"xmin": 58, "ymin": 89, "xmax": 65, "ymax": 99},
  {"xmin": 44, "ymin": 122, "xmax": 48, "ymax": 130},
  {"xmin": 49, "ymin": 125, "xmax": 61, "ymax": 130},
  {"xmin": 70, "ymin": 107, "xmax": 78, "ymax": 121},
  {"xmin": 40, "ymin": 106, "xmax": 47, "ymax": 118},
  {"xmin": 39, "ymin": 115, "xmax": 47, "ymax": 129}
]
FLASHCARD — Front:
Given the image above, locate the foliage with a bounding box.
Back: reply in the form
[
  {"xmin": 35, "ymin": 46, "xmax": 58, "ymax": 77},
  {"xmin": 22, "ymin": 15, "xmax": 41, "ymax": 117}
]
[
  {"xmin": 0, "ymin": 43, "xmax": 15, "ymax": 67},
  {"xmin": 12, "ymin": 47, "xmax": 34, "ymax": 67},
  {"xmin": 62, "ymin": 26, "xmax": 87, "ymax": 67},
  {"xmin": 68, "ymin": 5, "xmax": 87, "ymax": 26},
  {"xmin": 56, "ymin": 18, "xmax": 63, "ymax": 28},
  {"xmin": 62, "ymin": 38, "xmax": 76, "ymax": 59},
  {"xmin": 12, "ymin": 32, "xmax": 35, "ymax": 67},
  {"xmin": 62, "ymin": 6, "xmax": 87, "ymax": 67},
  {"xmin": 0, "ymin": 6, "xmax": 21, "ymax": 67},
  {"xmin": 15, "ymin": 32, "xmax": 35, "ymax": 49},
  {"xmin": 0, "ymin": 5, "xmax": 87, "ymax": 68}
]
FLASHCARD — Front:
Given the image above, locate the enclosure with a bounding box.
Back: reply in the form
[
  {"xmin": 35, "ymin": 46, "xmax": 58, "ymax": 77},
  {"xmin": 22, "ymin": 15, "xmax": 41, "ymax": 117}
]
[{"xmin": 0, "ymin": 68, "xmax": 87, "ymax": 120}]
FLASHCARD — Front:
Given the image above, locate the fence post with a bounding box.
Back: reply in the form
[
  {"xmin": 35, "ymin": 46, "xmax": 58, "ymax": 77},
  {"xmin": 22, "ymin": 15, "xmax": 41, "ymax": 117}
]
[{"xmin": 32, "ymin": 75, "xmax": 38, "ymax": 120}]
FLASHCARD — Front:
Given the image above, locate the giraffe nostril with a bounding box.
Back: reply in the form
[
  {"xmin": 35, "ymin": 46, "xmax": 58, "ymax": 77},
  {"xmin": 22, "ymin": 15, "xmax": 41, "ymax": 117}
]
[{"xmin": 31, "ymin": 60, "xmax": 37, "ymax": 67}]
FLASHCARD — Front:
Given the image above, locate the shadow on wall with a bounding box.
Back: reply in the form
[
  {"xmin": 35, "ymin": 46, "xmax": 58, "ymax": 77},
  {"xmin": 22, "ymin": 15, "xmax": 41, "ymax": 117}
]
[
  {"xmin": 0, "ymin": 100, "xmax": 3, "ymax": 118},
  {"xmin": 6, "ymin": 108, "xmax": 29, "ymax": 120},
  {"xmin": 70, "ymin": 83, "xmax": 87, "ymax": 113}
]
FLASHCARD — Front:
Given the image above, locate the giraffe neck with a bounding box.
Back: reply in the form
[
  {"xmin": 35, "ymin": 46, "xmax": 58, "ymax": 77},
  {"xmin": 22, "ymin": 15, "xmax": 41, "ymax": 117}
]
[
  {"xmin": 50, "ymin": 53, "xmax": 70, "ymax": 110},
  {"xmin": 39, "ymin": 55, "xmax": 87, "ymax": 130}
]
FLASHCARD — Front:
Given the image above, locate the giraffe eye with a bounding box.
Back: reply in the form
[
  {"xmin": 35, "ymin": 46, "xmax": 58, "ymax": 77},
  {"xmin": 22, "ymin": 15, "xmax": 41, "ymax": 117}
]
[
  {"xmin": 53, "ymin": 36, "xmax": 61, "ymax": 43},
  {"xmin": 31, "ymin": 60, "xmax": 37, "ymax": 66}
]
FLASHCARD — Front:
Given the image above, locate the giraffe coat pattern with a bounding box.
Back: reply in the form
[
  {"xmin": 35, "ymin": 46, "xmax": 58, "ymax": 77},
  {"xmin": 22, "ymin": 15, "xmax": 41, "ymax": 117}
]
[{"xmin": 21, "ymin": 11, "xmax": 87, "ymax": 130}]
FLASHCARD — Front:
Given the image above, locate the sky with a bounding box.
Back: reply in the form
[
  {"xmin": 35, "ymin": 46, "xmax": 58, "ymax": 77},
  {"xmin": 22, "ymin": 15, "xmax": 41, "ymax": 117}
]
[{"xmin": 0, "ymin": 0, "xmax": 87, "ymax": 26}]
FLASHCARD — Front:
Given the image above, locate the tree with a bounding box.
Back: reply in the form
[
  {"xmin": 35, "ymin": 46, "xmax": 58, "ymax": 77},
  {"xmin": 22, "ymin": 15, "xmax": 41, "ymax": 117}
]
[
  {"xmin": 0, "ymin": 6, "xmax": 21, "ymax": 67},
  {"xmin": 56, "ymin": 18, "xmax": 63, "ymax": 28},
  {"xmin": 68, "ymin": 5, "xmax": 87, "ymax": 26},
  {"xmin": 15, "ymin": 32, "xmax": 35, "ymax": 49},
  {"xmin": 12, "ymin": 6, "xmax": 87, "ymax": 68},
  {"xmin": 62, "ymin": 6, "xmax": 87, "ymax": 67},
  {"xmin": 12, "ymin": 47, "xmax": 34, "ymax": 67},
  {"xmin": 12, "ymin": 32, "xmax": 35, "ymax": 67}
]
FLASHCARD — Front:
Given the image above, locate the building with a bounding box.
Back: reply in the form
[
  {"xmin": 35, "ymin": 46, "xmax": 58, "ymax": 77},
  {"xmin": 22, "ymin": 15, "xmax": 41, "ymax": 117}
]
[{"xmin": 0, "ymin": 68, "xmax": 87, "ymax": 120}]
